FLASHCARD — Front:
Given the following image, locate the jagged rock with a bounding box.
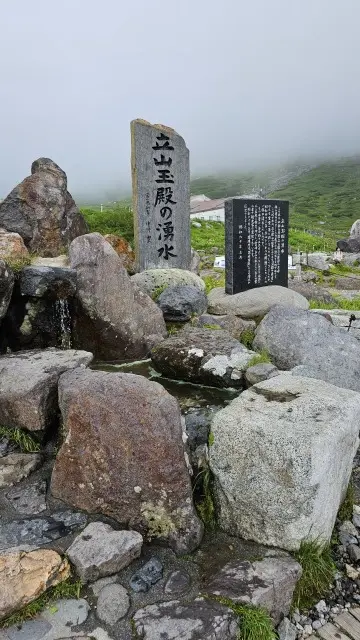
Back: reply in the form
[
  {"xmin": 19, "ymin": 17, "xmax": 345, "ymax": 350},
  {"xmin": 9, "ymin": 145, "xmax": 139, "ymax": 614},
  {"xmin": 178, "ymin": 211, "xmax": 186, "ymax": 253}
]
[
  {"xmin": 157, "ymin": 285, "xmax": 207, "ymax": 322},
  {"xmin": 0, "ymin": 549, "xmax": 70, "ymax": 620},
  {"xmin": 337, "ymin": 237, "xmax": 360, "ymax": 253},
  {"xmin": 0, "ymin": 454, "xmax": 42, "ymax": 489},
  {"xmin": 254, "ymin": 305, "xmax": 360, "ymax": 392},
  {"xmin": 190, "ymin": 248, "xmax": 201, "ymax": 274},
  {"xmin": 0, "ymin": 511, "xmax": 87, "ymax": 553},
  {"xmin": 130, "ymin": 557, "xmax": 163, "ymax": 592},
  {"xmin": 193, "ymin": 313, "xmax": 256, "ymax": 341},
  {"xmin": 131, "ymin": 268, "xmax": 205, "ymax": 297},
  {"xmin": 51, "ymin": 369, "xmax": 203, "ymax": 554},
  {"xmin": 0, "ymin": 158, "xmax": 88, "ymax": 257},
  {"xmin": 20, "ymin": 266, "xmax": 77, "ymax": 299},
  {"xmin": 133, "ymin": 598, "xmax": 239, "ymax": 639},
  {"xmin": 245, "ymin": 363, "xmax": 279, "ymax": 386},
  {"xmin": 207, "ymin": 285, "xmax": 309, "ymax": 319},
  {"xmin": 104, "ymin": 234, "xmax": 135, "ymax": 274},
  {"xmin": 70, "ymin": 233, "xmax": 166, "ymax": 360},
  {"xmin": 151, "ymin": 327, "xmax": 256, "ymax": 388},
  {"xmin": 209, "ymin": 374, "xmax": 360, "ymax": 550},
  {"xmin": 277, "ymin": 618, "xmax": 297, "ymax": 640},
  {"xmin": 0, "ymin": 348, "xmax": 93, "ymax": 431},
  {"xmin": 288, "ymin": 280, "xmax": 336, "ymax": 304},
  {"xmin": 66, "ymin": 522, "xmax": 143, "ymax": 583},
  {"xmin": 0, "ymin": 260, "xmax": 14, "ymax": 321},
  {"xmin": 205, "ymin": 556, "xmax": 302, "ymax": 625},
  {"xmin": 6, "ymin": 480, "xmax": 47, "ymax": 515},
  {"xmin": 0, "ymin": 229, "xmax": 29, "ymax": 261},
  {"xmin": 96, "ymin": 583, "xmax": 130, "ymax": 624}
]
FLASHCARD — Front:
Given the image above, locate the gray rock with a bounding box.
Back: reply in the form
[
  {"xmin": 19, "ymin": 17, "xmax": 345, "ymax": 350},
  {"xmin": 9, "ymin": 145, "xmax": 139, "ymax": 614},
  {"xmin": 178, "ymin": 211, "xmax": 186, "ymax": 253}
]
[
  {"xmin": 0, "ymin": 261, "xmax": 14, "ymax": 322},
  {"xmin": 133, "ymin": 598, "xmax": 239, "ymax": 639},
  {"xmin": 340, "ymin": 520, "xmax": 358, "ymax": 538},
  {"xmin": 130, "ymin": 557, "xmax": 163, "ymax": 593},
  {"xmin": 70, "ymin": 233, "xmax": 166, "ymax": 360},
  {"xmin": 0, "ymin": 437, "xmax": 17, "ymax": 458},
  {"xmin": 193, "ymin": 314, "xmax": 256, "ymax": 341},
  {"xmin": 288, "ymin": 280, "xmax": 335, "ymax": 304},
  {"xmin": 254, "ymin": 305, "xmax": 360, "ymax": 392},
  {"xmin": 0, "ymin": 158, "xmax": 88, "ymax": 257},
  {"xmin": 51, "ymin": 368, "xmax": 203, "ymax": 555},
  {"xmin": 333, "ymin": 275, "xmax": 360, "ymax": 290},
  {"xmin": 157, "ymin": 285, "xmax": 207, "ymax": 322},
  {"xmin": 302, "ymin": 270, "xmax": 318, "ymax": 283},
  {"xmin": 131, "ymin": 268, "xmax": 205, "ymax": 297},
  {"xmin": 350, "ymin": 220, "xmax": 360, "ymax": 238},
  {"xmin": 40, "ymin": 598, "xmax": 90, "ymax": 637},
  {"xmin": 343, "ymin": 252, "xmax": 360, "ymax": 266},
  {"xmin": 310, "ymin": 309, "xmax": 360, "ymax": 342},
  {"xmin": 207, "ymin": 285, "xmax": 309, "ymax": 319},
  {"xmin": 277, "ymin": 617, "xmax": 297, "ymax": 640},
  {"xmin": 96, "ymin": 583, "xmax": 130, "ymax": 624},
  {"xmin": 90, "ymin": 575, "xmax": 119, "ymax": 598},
  {"xmin": 4, "ymin": 619, "xmax": 52, "ymax": 640},
  {"xmin": 66, "ymin": 522, "xmax": 143, "ymax": 583},
  {"xmin": 6, "ymin": 480, "xmax": 47, "ymax": 514},
  {"xmin": 190, "ymin": 248, "xmax": 201, "ymax": 274},
  {"xmin": 151, "ymin": 327, "xmax": 256, "ymax": 388},
  {"xmin": 245, "ymin": 363, "xmax": 279, "ymax": 386},
  {"xmin": 348, "ymin": 544, "xmax": 360, "ymax": 563},
  {"xmin": 185, "ymin": 410, "xmax": 211, "ymax": 451},
  {"xmin": 164, "ymin": 570, "xmax": 191, "ymax": 595},
  {"xmin": 20, "ymin": 266, "xmax": 77, "ymax": 299},
  {"xmin": 337, "ymin": 238, "xmax": 360, "ymax": 253},
  {"xmin": 206, "ymin": 556, "xmax": 301, "ymax": 625},
  {"xmin": 209, "ymin": 374, "xmax": 360, "ymax": 550},
  {"xmin": 306, "ymin": 252, "xmax": 330, "ymax": 271},
  {"xmin": 0, "ymin": 348, "xmax": 93, "ymax": 432},
  {"xmin": 0, "ymin": 511, "xmax": 87, "ymax": 552},
  {"xmin": 0, "ymin": 453, "xmax": 42, "ymax": 489}
]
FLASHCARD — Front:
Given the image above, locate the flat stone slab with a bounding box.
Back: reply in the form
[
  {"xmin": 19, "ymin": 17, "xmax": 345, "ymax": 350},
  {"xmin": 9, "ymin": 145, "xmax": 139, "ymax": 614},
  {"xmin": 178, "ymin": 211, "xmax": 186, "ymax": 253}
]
[
  {"xmin": 0, "ymin": 511, "xmax": 87, "ymax": 552},
  {"xmin": 66, "ymin": 522, "xmax": 143, "ymax": 583},
  {"xmin": 1, "ymin": 599, "xmax": 90, "ymax": 640},
  {"xmin": 20, "ymin": 266, "xmax": 77, "ymax": 299},
  {"xmin": 207, "ymin": 285, "xmax": 309, "ymax": 319},
  {"xmin": 6, "ymin": 480, "xmax": 47, "ymax": 515}
]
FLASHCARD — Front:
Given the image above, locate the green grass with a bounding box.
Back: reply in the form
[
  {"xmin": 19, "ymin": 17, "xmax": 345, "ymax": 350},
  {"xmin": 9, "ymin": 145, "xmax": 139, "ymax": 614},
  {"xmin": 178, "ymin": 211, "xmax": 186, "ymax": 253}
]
[
  {"xmin": 246, "ymin": 350, "xmax": 271, "ymax": 368},
  {"xmin": 191, "ymin": 220, "xmax": 225, "ymax": 252},
  {"xmin": 308, "ymin": 296, "xmax": 360, "ymax": 310},
  {"xmin": 338, "ymin": 480, "xmax": 355, "ymax": 522},
  {"xmin": 207, "ymin": 596, "xmax": 276, "ymax": 640},
  {"xmin": 202, "ymin": 272, "xmax": 225, "ymax": 294},
  {"xmin": 0, "ymin": 426, "xmax": 40, "ymax": 453},
  {"xmin": 151, "ymin": 284, "xmax": 168, "ymax": 301},
  {"xmin": 5, "ymin": 255, "xmax": 33, "ymax": 273},
  {"xmin": 240, "ymin": 329, "xmax": 256, "ymax": 350},
  {"xmin": 194, "ymin": 467, "xmax": 216, "ymax": 530},
  {"xmin": 81, "ymin": 203, "xmax": 134, "ymax": 244},
  {"xmin": 292, "ymin": 541, "xmax": 336, "ymax": 610},
  {"xmin": 0, "ymin": 579, "xmax": 82, "ymax": 629}
]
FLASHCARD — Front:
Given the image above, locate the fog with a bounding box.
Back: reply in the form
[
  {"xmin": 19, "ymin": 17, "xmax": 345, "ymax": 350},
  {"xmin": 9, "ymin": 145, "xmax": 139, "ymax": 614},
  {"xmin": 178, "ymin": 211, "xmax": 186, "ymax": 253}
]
[{"xmin": 1, "ymin": 0, "xmax": 359, "ymax": 201}]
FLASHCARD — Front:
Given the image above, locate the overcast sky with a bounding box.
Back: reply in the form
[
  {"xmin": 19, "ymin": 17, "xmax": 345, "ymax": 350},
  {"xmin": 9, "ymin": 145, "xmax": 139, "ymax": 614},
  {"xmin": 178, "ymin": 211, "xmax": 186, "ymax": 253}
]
[{"xmin": 1, "ymin": 0, "xmax": 359, "ymax": 200}]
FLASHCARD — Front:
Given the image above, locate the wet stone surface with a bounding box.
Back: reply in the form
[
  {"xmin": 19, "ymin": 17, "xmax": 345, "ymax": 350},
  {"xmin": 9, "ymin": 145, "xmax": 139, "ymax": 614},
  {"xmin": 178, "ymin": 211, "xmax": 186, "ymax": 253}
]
[{"xmin": 0, "ymin": 511, "xmax": 87, "ymax": 551}]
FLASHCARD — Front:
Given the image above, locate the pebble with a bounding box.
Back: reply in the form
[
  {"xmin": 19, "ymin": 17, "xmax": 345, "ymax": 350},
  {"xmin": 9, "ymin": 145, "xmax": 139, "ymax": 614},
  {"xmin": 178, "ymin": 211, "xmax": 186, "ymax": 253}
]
[
  {"xmin": 130, "ymin": 556, "xmax": 163, "ymax": 593},
  {"xmin": 96, "ymin": 583, "xmax": 130, "ymax": 625}
]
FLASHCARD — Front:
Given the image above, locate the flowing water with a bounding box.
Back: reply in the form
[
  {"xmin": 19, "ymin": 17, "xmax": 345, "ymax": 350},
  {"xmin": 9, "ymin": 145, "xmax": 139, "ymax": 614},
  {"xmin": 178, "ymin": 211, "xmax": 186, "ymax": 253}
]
[{"xmin": 54, "ymin": 298, "xmax": 72, "ymax": 350}]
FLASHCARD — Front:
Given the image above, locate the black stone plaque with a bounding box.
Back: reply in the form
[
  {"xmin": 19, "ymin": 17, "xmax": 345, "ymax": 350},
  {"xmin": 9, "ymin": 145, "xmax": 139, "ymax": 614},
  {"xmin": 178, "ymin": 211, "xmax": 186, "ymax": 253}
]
[{"xmin": 225, "ymin": 198, "xmax": 289, "ymax": 295}]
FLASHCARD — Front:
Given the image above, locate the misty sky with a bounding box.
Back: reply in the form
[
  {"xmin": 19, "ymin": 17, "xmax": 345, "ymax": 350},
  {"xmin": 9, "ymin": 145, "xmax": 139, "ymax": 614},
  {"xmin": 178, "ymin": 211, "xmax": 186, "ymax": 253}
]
[{"xmin": 1, "ymin": 0, "xmax": 360, "ymax": 200}]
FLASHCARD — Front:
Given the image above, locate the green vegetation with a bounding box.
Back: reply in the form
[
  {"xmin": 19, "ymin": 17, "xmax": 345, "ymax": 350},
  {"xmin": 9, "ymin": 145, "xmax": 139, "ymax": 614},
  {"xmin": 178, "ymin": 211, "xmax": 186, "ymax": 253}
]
[
  {"xmin": 203, "ymin": 323, "xmax": 222, "ymax": 330},
  {"xmin": 338, "ymin": 479, "xmax": 355, "ymax": 522},
  {"xmin": 208, "ymin": 431, "xmax": 215, "ymax": 446},
  {"xmin": 207, "ymin": 596, "xmax": 276, "ymax": 640},
  {"xmin": 292, "ymin": 541, "xmax": 336, "ymax": 610},
  {"xmin": 81, "ymin": 203, "xmax": 134, "ymax": 244},
  {"xmin": 246, "ymin": 350, "xmax": 271, "ymax": 368},
  {"xmin": 202, "ymin": 272, "xmax": 225, "ymax": 294},
  {"xmin": 5, "ymin": 254, "xmax": 33, "ymax": 273},
  {"xmin": 194, "ymin": 467, "xmax": 216, "ymax": 529},
  {"xmin": 240, "ymin": 329, "xmax": 256, "ymax": 350},
  {"xmin": 151, "ymin": 284, "xmax": 168, "ymax": 301},
  {"xmin": 191, "ymin": 220, "xmax": 225, "ymax": 252},
  {"xmin": 0, "ymin": 579, "xmax": 82, "ymax": 629},
  {"xmin": 308, "ymin": 296, "xmax": 360, "ymax": 310},
  {"xmin": 0, "ymin": 426, "xmax": 40, "ymax": 453}
]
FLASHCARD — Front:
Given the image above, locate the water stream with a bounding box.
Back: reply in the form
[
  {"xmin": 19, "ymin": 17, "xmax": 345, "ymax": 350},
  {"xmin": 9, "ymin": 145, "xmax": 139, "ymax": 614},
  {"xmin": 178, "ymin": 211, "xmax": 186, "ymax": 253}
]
[{"xmin": 54, "ymin": 298, "xmax": 72, "ymax": 350}]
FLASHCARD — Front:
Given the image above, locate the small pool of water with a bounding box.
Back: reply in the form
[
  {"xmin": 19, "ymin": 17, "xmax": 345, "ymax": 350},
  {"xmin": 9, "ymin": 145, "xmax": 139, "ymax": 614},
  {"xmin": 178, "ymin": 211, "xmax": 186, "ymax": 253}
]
[{"xmin": 92, "ymin": 359, "xmax": 238, "ymax": 411}]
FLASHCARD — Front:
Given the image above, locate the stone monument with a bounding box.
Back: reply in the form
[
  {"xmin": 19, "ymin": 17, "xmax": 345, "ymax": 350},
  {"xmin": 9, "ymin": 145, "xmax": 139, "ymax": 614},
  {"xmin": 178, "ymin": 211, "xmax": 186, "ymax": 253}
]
[
  {"xmin": 225, "ymin": 198, "xmax": 289, "ymax": 294},
  {"xmin": 131, "ymin": 119, "xmax": 191, "ymax": 272}
]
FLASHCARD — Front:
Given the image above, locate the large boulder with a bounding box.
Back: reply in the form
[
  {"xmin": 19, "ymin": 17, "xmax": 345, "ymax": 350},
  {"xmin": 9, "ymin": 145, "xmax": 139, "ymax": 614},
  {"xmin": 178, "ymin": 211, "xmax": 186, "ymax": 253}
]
[
  {"xmin": 133, "ymin": 599, "xmax": 238, "ymax": 639},
  {"xmin": 70, "ymin": 233, "xmax": 166, "ymax": 360},
  {"xmin": 288, "ymin": 280, "xmax": 336, "ymax": 305},
  {"xmin": 253, "ymin": 305, "xmax": 360, "ymax": 392},
  {"xmin": 343, "ymin": 252, "xmax": 360, "ymax": 266},
  {"xmin": 151, "ymin": 327, "xmax": 257, "ymax": 388},
  {"xmin": 0, "ymin": 229, "xmax": 29, "ymax": 261},
  {"xmin": 157, "ymin": 285, "xmax": 207, "ymax": 322},
  {"xmin": 333, "ymin": 275, "xmax": 360, "ymax": 290},
  {"xmin": 0, "ymin": 158, "xmax": 88, "ymax": 257},
  {"xmin": 209, "ymin": 375, "xmax": 360, "ymax": 550},
  {"xmin": 51, "ymin": 368, "xmax": 203, "ymax": 554},
  {"xmin": 350, "ymin": 219, "xmax": 360, "ymax": 238},
  {"xmin": 0, "ymin": 348, "xmax": 93, "ymax": 432},
  {"xmin": 207, "ymin": 285, "xmax": 309, "ymax": 319},
  {"xmin": 306, "ymin": 252, "xmax": 330, "ymax": 271},
  {"xmin": 194, "ymin": 313, "xmax": 256, "ymax": 341},
  {"xmin": 0, "ymin": 549, "xmax": 70, "ymax": 620},
  {"xmin": 311, "ymin": 309, "xmax": 360, "ymax": 341},
  {"xmin": 205, "ymin": 555, "xmax": 302, "ymax": 625},
  {"xmin": 0, "ymin": 261, "xmax": 14, "ymax": 321},
  {"xmin": 337, "ymin": 237, "xmax": 360, "ymax": 253},
  {"xmin": 131, "ymin": 268, "xmax": 205, "ymax": 298}
]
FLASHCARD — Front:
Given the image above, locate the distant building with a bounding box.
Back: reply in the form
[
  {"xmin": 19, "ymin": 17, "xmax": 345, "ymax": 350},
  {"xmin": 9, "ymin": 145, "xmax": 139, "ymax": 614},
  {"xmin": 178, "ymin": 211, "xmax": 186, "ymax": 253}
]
[{"xmin": 190, "ymin": 196, "xmax": 226, "ymax": 222}]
